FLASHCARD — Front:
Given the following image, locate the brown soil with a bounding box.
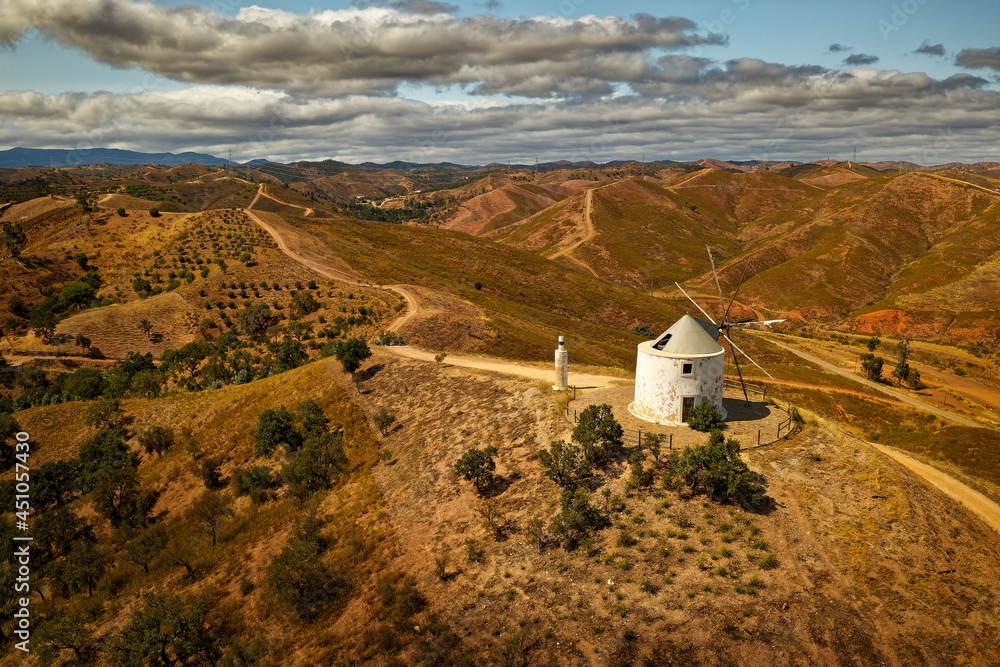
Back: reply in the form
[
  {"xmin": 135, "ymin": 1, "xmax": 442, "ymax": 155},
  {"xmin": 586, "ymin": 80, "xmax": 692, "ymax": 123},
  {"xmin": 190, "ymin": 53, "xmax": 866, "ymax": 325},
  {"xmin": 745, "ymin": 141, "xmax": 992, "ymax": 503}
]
[{"xmin": 356, "ymin": 355, "xmax": 1000, "ymax": 665}]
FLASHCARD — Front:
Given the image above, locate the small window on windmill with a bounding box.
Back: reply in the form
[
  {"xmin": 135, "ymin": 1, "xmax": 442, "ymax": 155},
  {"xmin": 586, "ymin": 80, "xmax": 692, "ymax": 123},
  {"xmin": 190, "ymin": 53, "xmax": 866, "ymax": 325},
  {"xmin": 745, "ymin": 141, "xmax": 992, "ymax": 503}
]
[{"xmin": 682, "ymin": 363, "xmax": 693, "ymax": 376}]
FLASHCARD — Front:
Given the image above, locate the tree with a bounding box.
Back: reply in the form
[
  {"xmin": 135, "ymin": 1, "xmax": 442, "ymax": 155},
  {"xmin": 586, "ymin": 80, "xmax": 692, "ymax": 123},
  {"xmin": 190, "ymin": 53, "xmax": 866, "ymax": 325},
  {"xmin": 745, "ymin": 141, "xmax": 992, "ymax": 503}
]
[
  {"xmin": 548, "ymin": 489, "xmax": 604, "ymax": 550},
  {"xmin": 75, "ymin": 191, "xmax": 97, "ymax": 217},
  {"xmin": 298, "ymin": 399, "xmax": 329, "ymax": 436},
  {"xmin": 286, "ymin": 319, "xmax": 313, "ymax": 341},
  {"xmin": 642, "ymin": 432, "xmax": 665, "ymax": 465},
  {"xmin": 573, "ymin": 403, "xmax": 624, "ymax": 466},
  {"xmin": 85, "ymin": 397, "xmax": 126, "ymax": 431},
  {"xmin": 860, "ymin": 353, "xmax": 884, "ymax": 382},
  {"xmin": 434, "ymin": 352, "xmax": 448, "ymax": 366},
  {"xmin": 138, "ymin": 318, "xmax": 153, "ymax": 340},
  {"xmin": 290, "ymin": 291, "xmax": 321, "ymax": 317},
  {"xmin": 2, "ymin": 221, "xmax": 26, "ymax": 258},
  {"xmin": 906, "ymin": 368, "xmax": 922, "ymax": 389},
  {"xmin": 138, "ymin": 425, "xmax": 175, "ymax": 457},
  {"xmin": 104, "ymin": 593, "xmax": 218, "ymax": 666},
  {"xmin": 866, "ymin": 336, "xmax": 881, "ymax": 352},
  {"xmin": 192, "ymin": 491, "xmax": 232, "ymax": 546},
  {"xmin": 92, "ymin": 466, "xmax": 153, "ymax": 527},
  {"xmin": 665, "ymin": 430, "xmax": 770, "ymax": 510},
  {"xmin": 64, "ymin": 539, "xmax": 107, "ymax": 597},
  {"xmin": 477, "ymin": 498, "xmax": 506, "ymax": 540},
  {"xmin": 255, "ymin": 407, "xmax": 302, "ymax": 456},
  {"xmin": 537, "ymin": 439, "xmax": 589, "ymax": 489},
  {"xmin": 31, "ymin": 309, "xmax": 56, "ymax": 342},
  {"xmin": 200, "ymin": 457, "xmax": 225, "ymax": 490},
  {"xmin": 526, "ymin": 517, "xmax": 545, "ymax": 553},
  {"xmin": 892, "ymin": 338, "xmax": 911, "ymax": 387},
  {"xmin": 59, "ymin": 280, "xmax": 94, "ymax": 308},
  {"xmin": 267, "ymin": 536, "xmax": 344, "ymax": 620},
  {"xmin": 148, "ymin": 207, "xmax": 160, "ymax": 217},
  {"xmin": 281, "ymin": 432, "xmax": 347, "ymax": 501},
  {"xmin": 116, "ymin": 207, "xmax": 127, "ymax": 217},
  {"xmin": 125, "ymin": 525, "xmax": 168, "ymax": 574},
  {"xmin": 373, "ymin": 408, "xmax": 396, "ymax": 435},
  {"xmin": 35, "ymin": 609, "xmax": 92, "ymax": 663},
  {"xmin": 236, "ymin": 303, "xmax": 272, "ymax": 339},
  {"xmin": 0, "ymin": 412, "xmax": 21, "ymax": 471},
  {"xmin": 687, "ymin": 400, "xmax": 725, "ymax": 432},
  {"xmin": 75, "ymin": 333, "xmax": 92, "ymax": 354},
  {"xmin": 632, "ymin": 323, "xmax": 654, "ymax": 338},
  {"xmin": 335, "ymin": 336, "xmax": 372, "ymax": 377},
  {"xmin": 454, "ymin": 445, "xmax": 499, "ymax": 494}
]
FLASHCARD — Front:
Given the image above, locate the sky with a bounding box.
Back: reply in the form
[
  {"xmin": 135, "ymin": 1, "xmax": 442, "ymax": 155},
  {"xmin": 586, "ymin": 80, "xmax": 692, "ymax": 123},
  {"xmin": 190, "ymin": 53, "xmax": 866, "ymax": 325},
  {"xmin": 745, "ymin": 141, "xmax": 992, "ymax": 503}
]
[{"xmin": 1, "ymin": 0, "xmax": 999, "ymax": 165}]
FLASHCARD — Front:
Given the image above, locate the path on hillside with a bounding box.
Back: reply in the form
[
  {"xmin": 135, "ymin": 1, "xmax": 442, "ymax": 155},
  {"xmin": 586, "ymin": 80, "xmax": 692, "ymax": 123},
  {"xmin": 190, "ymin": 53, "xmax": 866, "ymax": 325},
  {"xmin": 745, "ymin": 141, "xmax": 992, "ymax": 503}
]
[
  {"xmin": 390, "ymin": 345, "xmax": 624, "ymax": 387},
  {"xmin": 245, "ymin": 187, "xmax": 421, "ymax": 332},
  {"xmin": 919, "ymin": 172, "xmax": 1000, "ymax": 196},
  {"xmin": 872, "ymin": 444, "xmax": 1000, "ymax": 535},
  {"xmin": 768, "ymin": 339, "xmax": 981, "ymax": 428},
  {"xmin": 545, "ymin": 187, "xmax": 600, "ymax": 277}
]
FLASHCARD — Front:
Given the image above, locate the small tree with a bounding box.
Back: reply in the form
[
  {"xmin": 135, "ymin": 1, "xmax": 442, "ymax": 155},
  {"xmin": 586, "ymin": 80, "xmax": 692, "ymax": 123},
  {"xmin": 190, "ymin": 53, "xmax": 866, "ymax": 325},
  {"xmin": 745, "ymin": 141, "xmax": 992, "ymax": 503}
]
[
  {"xmin": 125, "ymin": 526, "xmax": 168, "ymax": 574},
  {"xmin": 192, "ymin": 490, "xmax": 233, "ymax": 547},
  {"xmin": 687, "ymin": 400, "xmax": 725, "ymax": 432},
  {"xmin": 335, "ymin": 336, "xmax": 372, "ymax": 380},
  {"xmin": 537, "ymin": 439, "xmax": 589, "ymax": 489},
  {"xmin": 526, "ymin": 517, "xmax": 545, "ymax": 553},
  {"xmin": 139, "ymin": 318, "xmax": 153, "ymax": 340},
  {"xmin": 149, "ymin": 207, "xmax": 160, "ymax": 217},
  {"xmin": 573, "ymin": 403, "xmax": 624, "ymax": 466},
  {"xmin": 116, "ymin": 207, "xmax": 127, "ymax": 217},
  {"xmin": 2, "ymin": 221, "xmax": 26, "ymax": 258},
  {"xmin": 455, "ymin": 446, "xmax": 499, "ymax": 494},
  {"xmin": 200, "ymin": 457, "xmax": 225, "ymax": 490},
  {"xmin": 255, "ymin": 407, "xmax": 302, "ymax": 456},
  {"xmin": 548, "ymin": 489, "xmax": 604, "ymax": 550},
  {"xmin": 892, "ymin": 338, "xmax": 910, "ymax": 387},
  {"xmin": 85, "ymin": 397, "xmax": 126, "ymax": 431},
  {"xmin": 642, "ymin": 432, "xmax": 665, "ymax": 465},
  {"xmin": 860, "ymin": 353, "xmax": 884, "ymax": 382},
  {"xmin": 477, "ymin": 498, "xmax": 506, "ymax": 540},
  {"xmin": 138, "ymin": 425, "xmax": 175, "ymax": 457},
  {"xmin": 75, "ymin": 333, "xmax": 92, "ymax": 355},
  {"xmin": 434, "ymin": 352, "xmax": 448, "ymax": 366},
  {"xmin": 866, "ymin": 336, "xmax": 880, "ymax": 352},
  {"xmin": 373, "ymin": 408, "xmax": 396, "ymax": 435},
  {"xmin": 906, "ymin": 368, "xmax": 922, "ymax": 389}
]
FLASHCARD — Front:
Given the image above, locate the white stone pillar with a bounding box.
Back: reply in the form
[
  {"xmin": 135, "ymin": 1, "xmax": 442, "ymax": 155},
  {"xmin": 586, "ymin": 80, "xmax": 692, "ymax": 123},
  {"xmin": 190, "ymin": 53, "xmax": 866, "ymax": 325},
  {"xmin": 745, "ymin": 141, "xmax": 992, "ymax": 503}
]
[{"xmin": 554, "ymin": 335, "xmax": 568, "ymax": 390}]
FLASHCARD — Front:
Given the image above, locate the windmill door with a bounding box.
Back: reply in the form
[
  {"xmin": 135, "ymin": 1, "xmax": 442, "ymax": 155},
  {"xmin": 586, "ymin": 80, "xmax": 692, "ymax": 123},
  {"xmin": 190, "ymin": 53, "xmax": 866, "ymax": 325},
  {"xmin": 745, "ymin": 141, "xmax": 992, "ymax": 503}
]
[{"xmin": 681, "ymin": 397, "xmax": 695, "ymax": 422}]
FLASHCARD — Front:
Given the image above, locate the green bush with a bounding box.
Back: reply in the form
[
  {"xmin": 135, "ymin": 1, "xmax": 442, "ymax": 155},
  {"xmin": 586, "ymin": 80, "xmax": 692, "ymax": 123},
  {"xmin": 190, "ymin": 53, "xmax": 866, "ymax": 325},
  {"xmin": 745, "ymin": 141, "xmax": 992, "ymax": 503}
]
[
  {"xmin": 664, "ymin": 430, "xmax": 771, "ymax": 510},
  {"xmin": 454, "ymin": 446, "xmax": 499, "ymax": 494},
  {"xmin": 687, "ymin": 401, "xmax": 725, "ymax": 432}
]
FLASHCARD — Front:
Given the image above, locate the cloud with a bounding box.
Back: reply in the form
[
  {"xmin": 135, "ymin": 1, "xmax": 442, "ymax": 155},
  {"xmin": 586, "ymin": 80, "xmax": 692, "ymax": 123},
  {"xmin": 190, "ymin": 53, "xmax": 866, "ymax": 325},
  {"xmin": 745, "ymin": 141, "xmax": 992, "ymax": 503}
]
[
  {"xmin": 0, "ymin": 0, "xmax": 724, "ymax": 98},
  {"xmin": 914, "ymin": 41, "xmax": 945, "ymax": 57},
  {"xmin": 828, "ymin": 43, "xmax": 850, "ymax": 53},
  {"xmin": 844, "ymin": 54, "xmax": 879, "ymax": 66},
  {"xmin": 956, "ymin": 46, "xmax": 1000, "ymax": 71},
  {"xmin": 3, "ymin": 69, "xmax": 997, "ymax": 166},
  {"xmin": 352, "ymin": 0, "xmax": 460, "ymax": 14}
]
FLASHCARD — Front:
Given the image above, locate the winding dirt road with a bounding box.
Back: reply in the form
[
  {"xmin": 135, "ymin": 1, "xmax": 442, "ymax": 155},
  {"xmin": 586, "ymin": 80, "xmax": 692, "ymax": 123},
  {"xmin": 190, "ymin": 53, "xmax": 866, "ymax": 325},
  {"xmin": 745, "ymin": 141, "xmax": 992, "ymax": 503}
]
[{"xmin": 243, "ymin": 187, "xmax": 1000, "ymax": 536}]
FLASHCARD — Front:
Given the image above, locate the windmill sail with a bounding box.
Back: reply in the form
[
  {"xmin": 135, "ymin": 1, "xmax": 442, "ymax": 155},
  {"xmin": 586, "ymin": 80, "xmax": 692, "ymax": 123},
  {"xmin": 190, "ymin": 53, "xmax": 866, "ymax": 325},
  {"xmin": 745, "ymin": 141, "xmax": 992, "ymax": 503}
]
[{"xmin": 675, "ymin": 246, "xmax": 784, "ymax": 402}]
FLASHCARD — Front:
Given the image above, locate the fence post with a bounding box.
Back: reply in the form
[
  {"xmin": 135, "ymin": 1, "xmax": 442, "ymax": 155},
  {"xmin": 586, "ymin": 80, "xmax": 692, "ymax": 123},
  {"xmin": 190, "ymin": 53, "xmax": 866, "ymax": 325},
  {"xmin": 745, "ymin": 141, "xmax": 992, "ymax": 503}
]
[
  {"xmin": 638, "ymin": 429, "xmax": 642, "ymax": 448},
  {"xmin": 574, "ymin": 410, "xmax": 577, "ymax": 422},
  {"xmin": 669, "ymin": 434, "xmax": 673, "ymax": 450},
  {"xmin": 757, "ymin": 430, "xmax": 760, "ymax": 447}
]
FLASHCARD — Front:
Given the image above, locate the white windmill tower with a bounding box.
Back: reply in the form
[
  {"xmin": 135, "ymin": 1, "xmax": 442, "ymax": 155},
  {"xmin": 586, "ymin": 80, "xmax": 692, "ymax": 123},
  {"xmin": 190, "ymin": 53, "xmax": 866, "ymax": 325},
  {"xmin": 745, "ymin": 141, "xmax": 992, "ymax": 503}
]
[{"xmin": 629, "ymin": 246, "xmax": 783, "ymax": 426}]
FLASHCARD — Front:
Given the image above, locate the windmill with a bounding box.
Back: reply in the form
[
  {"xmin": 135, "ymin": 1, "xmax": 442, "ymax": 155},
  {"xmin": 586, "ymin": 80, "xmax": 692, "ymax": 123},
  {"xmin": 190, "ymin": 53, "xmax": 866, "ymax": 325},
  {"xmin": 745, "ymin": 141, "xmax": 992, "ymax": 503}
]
[{"xmin": 675, "ymin": 245, "xmax": 784, "ymax": 402}]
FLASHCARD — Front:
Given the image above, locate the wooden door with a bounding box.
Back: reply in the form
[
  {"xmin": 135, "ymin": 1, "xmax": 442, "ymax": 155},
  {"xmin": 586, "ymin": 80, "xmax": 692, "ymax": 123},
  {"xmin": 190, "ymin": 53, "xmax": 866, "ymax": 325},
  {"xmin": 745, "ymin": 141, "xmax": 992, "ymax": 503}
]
[{"xmin": 682, "ymin": 396, "xmax": 695, "ymax": 422}]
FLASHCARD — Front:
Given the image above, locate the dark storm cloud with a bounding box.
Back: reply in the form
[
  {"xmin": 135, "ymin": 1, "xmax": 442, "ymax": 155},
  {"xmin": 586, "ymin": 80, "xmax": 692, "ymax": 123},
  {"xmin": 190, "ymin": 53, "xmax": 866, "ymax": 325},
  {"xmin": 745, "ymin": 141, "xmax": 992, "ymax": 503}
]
[
  {"xmin": 828, "ymin": 43, "xmax": 850, "ymax": 53},
  {"xmin": 844, "ymin": 54, "xmax": 879, "ymax": 65},
  {"xmin": 956, "ymin": 46, "xmax": 1000, "ymax": 71},
  {"xmin": 914, "ymin": 41, "xmax": 945, "ymax": 56}
]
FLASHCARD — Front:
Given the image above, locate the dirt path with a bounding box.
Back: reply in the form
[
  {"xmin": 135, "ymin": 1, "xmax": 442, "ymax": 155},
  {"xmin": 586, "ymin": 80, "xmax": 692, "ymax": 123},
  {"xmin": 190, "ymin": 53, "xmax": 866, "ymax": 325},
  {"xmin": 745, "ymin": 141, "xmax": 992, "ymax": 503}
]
[
  {"xmin": 245, "ymin": 187, "xmax": 420, "ymax": 334},
  {"xmin": 919, "ymin": 172, "xmax": 1000, "ymax": 196},
  {"xmin": 768, "ymin": 338, "xmax": 982, "ymax": 428},
  {"xmin": 387, "ymin": 345, "xmax": 624, "ymax": 388},
  {"xmin": 549, "ymin": 189, "xmax": 595, "ymax": 260},
  {"xmin": 872, "ymin": 444, "xmax": 1000, "ymax": 535}
]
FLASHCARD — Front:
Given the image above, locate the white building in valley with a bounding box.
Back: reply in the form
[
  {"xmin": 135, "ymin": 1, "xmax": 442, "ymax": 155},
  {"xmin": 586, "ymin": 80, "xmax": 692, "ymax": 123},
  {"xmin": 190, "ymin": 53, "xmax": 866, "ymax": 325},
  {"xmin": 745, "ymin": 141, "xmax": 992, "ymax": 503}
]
[{"xmin": 629, "ymin": 314, "xmax": 726, "ymax": 425}]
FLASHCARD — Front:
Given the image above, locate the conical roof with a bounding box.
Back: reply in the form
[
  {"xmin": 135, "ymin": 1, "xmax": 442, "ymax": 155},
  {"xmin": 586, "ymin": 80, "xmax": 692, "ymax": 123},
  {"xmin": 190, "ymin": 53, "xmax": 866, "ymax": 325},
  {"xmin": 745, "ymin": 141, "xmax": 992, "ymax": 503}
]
[{"xmin": 649, "ymin": 314, "xmax": 723, "ymax": 356}]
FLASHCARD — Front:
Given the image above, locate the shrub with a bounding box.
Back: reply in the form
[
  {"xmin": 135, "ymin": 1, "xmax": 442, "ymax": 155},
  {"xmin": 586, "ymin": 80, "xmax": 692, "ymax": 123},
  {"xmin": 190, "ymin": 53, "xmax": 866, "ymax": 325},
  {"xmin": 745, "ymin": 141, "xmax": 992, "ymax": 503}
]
[
  {"xmin": 138, "ymin": 425, "xmax": 175, "ymax": 457},
  {"xmin": 373, "ymin": 408, "xmax": 396, "ymax": 435},
  {"xmin": 454, "ymin": 446, "xmax": 499, "ymax": 494},
  {"xmin": 116, "ymin": 207, "xmax": 127, "ymax": 216},
  {"xmin": 548, "ymin": 489, "xmax": 605, "ymax": 550},
  {"xmin": 664, "ymin": 431, "xmax": 771, "ymax": 510},
  {"xmin": 149, "ymin": 207, "xmax": 160, "ymax": 217},
  {"xmin": 200, "ymin": 457, "xmax": 225, "ymax": 489},
  {"xmin": 573, "ymin": 404, "xmax": 624, "ymax": 466},
  {"xmin": 687, "ymin": 401, "xmax": 725, "ymax": 432},
  {"xmin": 537, "ymin": 439, "xmax": 589, "ymax": 488}
]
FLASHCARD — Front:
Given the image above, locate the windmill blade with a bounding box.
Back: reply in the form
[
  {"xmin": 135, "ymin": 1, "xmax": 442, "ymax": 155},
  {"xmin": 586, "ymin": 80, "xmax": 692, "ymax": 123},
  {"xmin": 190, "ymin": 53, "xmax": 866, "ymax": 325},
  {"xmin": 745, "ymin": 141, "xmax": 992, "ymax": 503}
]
[
  {"xmin": 727, "ymin": 337, "xmax": 750, "ymax": 403},
  {"xmin": 730, "ymin": 319, "xmax": 787, "ymax": 328},
  {"xmin": 706, "ymin": 245, "xmax": 727, "ymax": 323},
  {"xmin": 722, "ymin": 333, "xmax": 774, "ymax": 380},
  {"xmin": 723, "ymin": 260, "xmax": 750, "ymax": 323},
  {"xmin": 674, "ymin": 283, "xmax": 717, "ymax": 324}
]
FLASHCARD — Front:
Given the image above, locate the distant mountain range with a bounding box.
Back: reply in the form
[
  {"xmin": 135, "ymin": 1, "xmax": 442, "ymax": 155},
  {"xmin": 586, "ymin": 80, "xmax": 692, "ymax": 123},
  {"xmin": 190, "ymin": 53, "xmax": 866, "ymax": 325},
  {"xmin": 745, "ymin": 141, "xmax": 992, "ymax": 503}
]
[{"xmin": 3, "ymin": 146, "xmax": 996, "ymax": 172}]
